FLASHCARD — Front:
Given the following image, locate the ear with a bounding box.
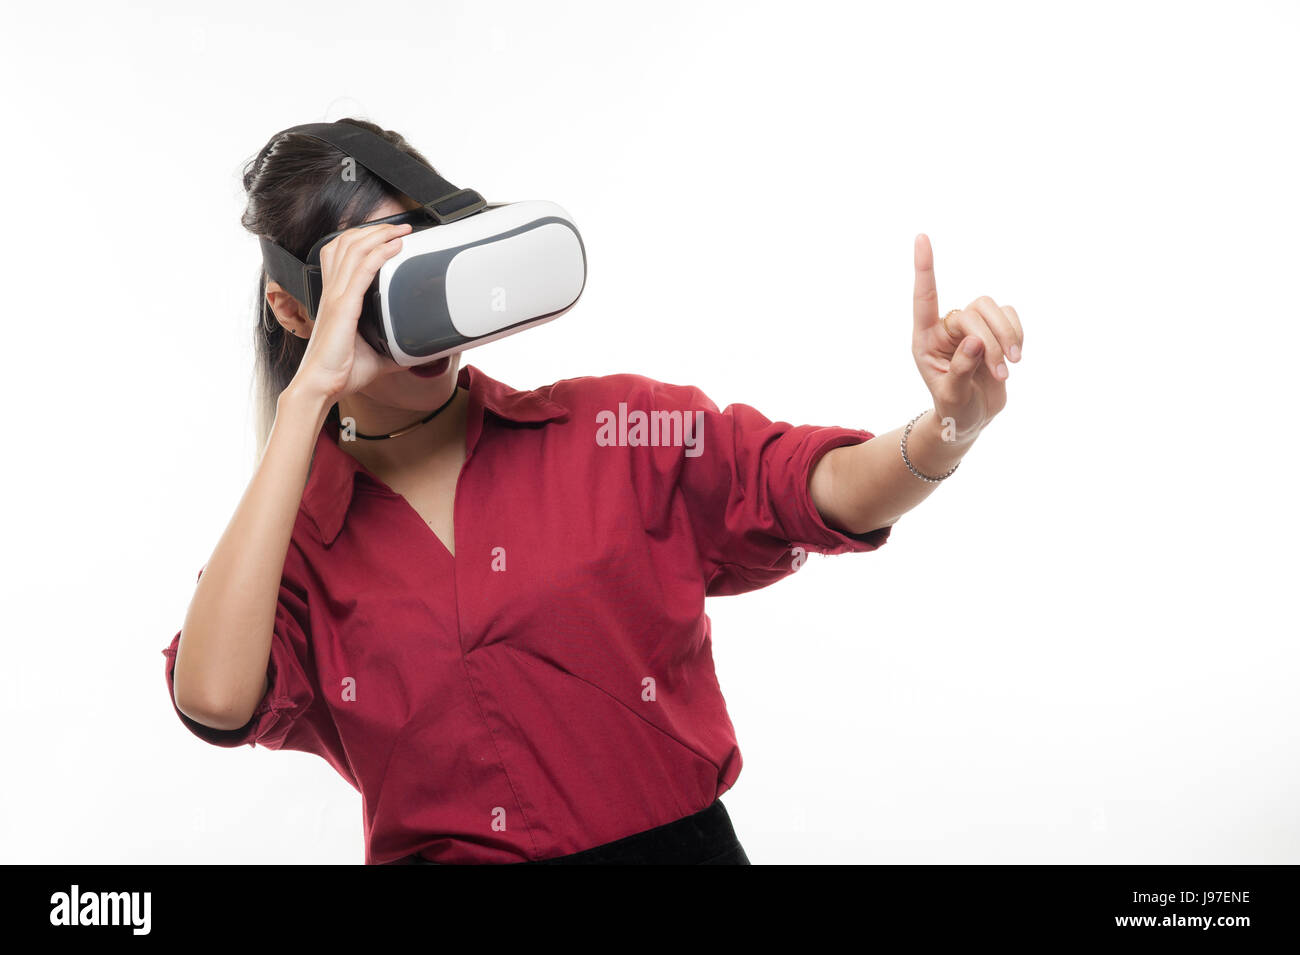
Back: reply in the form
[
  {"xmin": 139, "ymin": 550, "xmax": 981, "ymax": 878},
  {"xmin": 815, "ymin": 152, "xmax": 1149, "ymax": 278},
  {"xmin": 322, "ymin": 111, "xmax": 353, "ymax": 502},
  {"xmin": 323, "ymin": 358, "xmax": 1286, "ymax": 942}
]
[{"xmin": 264, "ymin": 280, "xmax": 313, "ymax": 339}]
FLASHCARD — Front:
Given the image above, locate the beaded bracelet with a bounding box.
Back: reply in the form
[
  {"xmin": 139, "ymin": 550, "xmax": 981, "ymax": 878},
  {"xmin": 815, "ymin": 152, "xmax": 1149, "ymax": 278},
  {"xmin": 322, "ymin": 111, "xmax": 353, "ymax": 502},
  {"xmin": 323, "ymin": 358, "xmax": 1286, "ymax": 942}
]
[{"xmin": 899, "ymin": 410, "xmax": 961, "ymax": 483}]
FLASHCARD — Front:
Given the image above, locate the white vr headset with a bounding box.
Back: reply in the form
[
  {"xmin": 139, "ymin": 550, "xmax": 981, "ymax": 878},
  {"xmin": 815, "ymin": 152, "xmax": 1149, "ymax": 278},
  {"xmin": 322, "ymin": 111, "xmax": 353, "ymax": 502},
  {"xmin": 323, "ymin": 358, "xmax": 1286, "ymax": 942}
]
[{"xmin": 258, "ymin": 122, "xmax": 586, "ymax": 367}]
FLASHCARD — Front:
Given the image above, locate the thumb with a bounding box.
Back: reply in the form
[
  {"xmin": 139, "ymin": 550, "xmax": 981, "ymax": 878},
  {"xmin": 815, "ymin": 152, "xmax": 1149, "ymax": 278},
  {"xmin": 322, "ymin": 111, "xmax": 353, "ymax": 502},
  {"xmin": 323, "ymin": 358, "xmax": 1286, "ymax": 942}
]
[{"xmin": 946, "ymin": 335, "xmax": 984, "ymax": 387}]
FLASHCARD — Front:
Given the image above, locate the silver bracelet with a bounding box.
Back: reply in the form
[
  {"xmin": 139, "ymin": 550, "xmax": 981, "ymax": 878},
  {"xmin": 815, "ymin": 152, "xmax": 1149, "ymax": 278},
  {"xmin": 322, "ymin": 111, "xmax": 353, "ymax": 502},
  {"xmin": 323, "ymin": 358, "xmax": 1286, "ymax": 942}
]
[{"xmin": 900, "ymin": 410, "xmax": 961, "ymax": 483}]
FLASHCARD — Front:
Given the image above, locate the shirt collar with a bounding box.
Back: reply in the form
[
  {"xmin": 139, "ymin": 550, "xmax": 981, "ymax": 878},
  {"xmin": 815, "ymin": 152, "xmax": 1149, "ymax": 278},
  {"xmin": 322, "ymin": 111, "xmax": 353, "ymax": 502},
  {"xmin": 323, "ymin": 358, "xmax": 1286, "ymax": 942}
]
[{"xmin": 301, "ymin": 362, "xmax": 569, "ymax": 547}]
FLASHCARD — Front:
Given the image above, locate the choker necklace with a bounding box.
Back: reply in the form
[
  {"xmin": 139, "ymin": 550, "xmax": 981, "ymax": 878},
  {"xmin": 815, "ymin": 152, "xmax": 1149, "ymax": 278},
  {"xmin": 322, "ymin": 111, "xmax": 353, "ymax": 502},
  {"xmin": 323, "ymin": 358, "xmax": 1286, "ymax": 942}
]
[{"xmin": 348, "ymin": 388, "xmax": 461, "ymax": 441}]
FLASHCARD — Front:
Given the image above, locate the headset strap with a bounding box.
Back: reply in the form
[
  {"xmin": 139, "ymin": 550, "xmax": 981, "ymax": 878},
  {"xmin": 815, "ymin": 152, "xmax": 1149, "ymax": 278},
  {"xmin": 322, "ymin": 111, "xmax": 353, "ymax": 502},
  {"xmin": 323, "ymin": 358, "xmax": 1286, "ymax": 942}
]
[
  {"xmin": 259, "ymin": 122, "xmax": 486, "ymax": 315},
  {"xmin": 284, "ymin": 122, "xmax": 485, "ymax": 223},
  {"xmin": 258, "ymin": 234, "xmax": 317, "ymax": 316}
]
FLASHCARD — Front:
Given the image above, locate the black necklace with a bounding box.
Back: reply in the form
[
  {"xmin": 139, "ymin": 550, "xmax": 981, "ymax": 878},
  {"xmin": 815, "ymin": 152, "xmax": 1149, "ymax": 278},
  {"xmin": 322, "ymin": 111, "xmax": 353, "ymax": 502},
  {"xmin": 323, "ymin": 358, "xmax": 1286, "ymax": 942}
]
[{"xmin": 349, "ymin": 388, "xmax": 461, "ymax": 440}]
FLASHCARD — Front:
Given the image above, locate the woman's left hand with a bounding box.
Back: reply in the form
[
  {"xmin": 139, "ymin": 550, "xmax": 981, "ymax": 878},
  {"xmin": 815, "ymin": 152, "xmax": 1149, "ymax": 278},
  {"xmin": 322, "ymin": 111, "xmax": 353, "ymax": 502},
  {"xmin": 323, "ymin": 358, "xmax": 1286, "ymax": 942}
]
[{"xmin": 910, "ymin": 233, "xmax": 1023, "ymax": 443}]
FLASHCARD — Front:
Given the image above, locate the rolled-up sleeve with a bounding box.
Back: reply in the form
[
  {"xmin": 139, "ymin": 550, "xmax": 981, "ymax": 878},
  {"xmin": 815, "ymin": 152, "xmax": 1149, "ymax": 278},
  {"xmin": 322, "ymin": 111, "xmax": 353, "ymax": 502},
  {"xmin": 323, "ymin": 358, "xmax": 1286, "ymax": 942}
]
[
  {"xmin": 648, "ymin": 380, "xmax": 892, "ymax": 596},
  {"xmin": 161, "ymin": 560, "xmax": 317, "ymax": 750}
]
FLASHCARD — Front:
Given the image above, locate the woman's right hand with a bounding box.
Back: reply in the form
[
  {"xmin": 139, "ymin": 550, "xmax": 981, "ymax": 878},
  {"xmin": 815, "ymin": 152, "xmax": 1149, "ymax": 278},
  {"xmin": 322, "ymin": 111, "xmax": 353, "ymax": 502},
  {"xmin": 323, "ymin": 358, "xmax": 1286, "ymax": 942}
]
[{"xmin": 290, "ymin": 221, "xmax": 413, "ymax": 401}]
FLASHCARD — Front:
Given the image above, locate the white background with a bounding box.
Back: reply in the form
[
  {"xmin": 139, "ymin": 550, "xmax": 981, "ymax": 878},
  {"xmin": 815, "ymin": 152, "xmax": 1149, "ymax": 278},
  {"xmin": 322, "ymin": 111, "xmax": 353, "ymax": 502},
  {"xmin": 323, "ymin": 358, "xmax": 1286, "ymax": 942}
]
[{"xmin": 1, "ymin": 0, "xmax": 1295, "ymax": 864}]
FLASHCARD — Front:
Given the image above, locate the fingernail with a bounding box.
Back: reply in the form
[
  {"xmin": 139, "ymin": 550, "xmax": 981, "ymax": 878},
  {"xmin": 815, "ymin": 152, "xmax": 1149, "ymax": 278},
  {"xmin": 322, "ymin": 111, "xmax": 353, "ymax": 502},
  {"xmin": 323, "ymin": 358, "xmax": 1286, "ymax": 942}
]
[
  {"xmin": 963, "ymin": 338, "xmax": 982, "ymax": 357},
  {"xmin": 996, "ymin": 362, "xmax": 1008, "ymax": 379},
  {"xmin": 1008, "ymin": 344, "xmax": 1021, "ymax": 361}
]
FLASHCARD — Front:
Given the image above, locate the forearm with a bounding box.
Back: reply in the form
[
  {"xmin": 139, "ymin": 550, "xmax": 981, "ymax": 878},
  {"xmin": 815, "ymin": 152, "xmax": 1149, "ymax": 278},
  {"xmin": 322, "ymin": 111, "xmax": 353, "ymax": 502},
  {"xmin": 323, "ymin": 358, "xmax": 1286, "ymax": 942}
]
[
  {"xmin": 173, "ymin": 383, "xmax": 333, "ymax": 729},
  {"xmin": 809, "ymin": 408, "xmax": 976, "ymax": 535}
]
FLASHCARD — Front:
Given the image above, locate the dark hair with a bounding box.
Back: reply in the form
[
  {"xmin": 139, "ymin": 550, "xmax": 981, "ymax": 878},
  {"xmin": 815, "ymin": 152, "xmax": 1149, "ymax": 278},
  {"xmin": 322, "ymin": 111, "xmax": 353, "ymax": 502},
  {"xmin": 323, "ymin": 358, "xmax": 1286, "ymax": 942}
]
[{"xmin": 240, "ymin": 117, "xmax": 437, "ymax": 451}]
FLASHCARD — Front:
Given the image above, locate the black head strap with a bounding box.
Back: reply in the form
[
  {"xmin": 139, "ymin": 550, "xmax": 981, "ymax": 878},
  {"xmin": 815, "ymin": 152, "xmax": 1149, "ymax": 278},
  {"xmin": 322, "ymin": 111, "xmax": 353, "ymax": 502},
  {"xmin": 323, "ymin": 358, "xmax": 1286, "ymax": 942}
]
[{"xmin": 257, "ymin": 122, "xmax": 485, "ymax": 315}]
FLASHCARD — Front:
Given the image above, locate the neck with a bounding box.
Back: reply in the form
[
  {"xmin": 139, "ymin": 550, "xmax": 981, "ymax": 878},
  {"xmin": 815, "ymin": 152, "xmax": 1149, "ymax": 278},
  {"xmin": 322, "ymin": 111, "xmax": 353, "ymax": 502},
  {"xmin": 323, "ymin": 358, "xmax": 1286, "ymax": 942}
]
[{"xmin": 334, "ymin": 385, "xmax": 467, "ymax": 475}]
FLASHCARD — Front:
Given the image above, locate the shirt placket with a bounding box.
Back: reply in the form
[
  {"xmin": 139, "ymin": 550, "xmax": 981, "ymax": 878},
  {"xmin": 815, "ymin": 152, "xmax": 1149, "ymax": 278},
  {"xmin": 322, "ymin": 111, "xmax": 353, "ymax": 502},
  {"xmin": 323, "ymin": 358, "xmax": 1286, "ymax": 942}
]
[{"xmin": 447, "ymin": 411, "xmax": 543, "ymax": 860}]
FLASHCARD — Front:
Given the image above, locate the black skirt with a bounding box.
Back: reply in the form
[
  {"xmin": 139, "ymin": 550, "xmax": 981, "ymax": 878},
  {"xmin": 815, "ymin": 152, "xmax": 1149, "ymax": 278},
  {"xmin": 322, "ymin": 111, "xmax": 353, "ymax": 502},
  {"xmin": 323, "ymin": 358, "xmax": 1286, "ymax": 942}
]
[{"xmin": 396, "ymin": 798, "xmax": 750, "ymax": 865}]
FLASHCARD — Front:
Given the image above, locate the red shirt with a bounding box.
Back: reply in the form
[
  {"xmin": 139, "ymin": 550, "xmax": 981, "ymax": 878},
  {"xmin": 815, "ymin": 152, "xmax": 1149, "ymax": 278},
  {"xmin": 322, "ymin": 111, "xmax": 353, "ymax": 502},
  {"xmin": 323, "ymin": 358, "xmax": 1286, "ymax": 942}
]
[{"xmin": 161, "ymin": 363, "xmax": 891, "ymax": 863}]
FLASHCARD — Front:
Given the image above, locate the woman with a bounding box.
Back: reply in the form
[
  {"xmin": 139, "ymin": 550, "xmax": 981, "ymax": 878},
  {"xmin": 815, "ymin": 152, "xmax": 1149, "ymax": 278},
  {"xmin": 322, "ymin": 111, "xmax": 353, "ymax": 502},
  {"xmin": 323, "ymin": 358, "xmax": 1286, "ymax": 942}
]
[{"xmin": 161, "ymin": 117, "xmax": 1023, "ymax": 865}]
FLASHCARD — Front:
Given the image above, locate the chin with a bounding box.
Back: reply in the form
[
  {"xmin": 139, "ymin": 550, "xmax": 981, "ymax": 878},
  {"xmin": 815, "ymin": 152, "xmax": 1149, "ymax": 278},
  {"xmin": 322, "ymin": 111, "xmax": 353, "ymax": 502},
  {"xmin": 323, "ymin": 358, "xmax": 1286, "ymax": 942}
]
[{"xmin": 370, "ymin": 359, "xmax": 459, "ymax": 404}]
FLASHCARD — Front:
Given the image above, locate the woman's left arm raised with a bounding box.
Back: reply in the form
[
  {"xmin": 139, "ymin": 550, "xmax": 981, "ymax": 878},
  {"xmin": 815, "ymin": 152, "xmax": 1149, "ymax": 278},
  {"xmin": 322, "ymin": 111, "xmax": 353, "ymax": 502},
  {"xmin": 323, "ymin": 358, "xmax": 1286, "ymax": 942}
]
[{"xmin": 810, "ymin": 234, "xmax": 1024, "ymax": 536}]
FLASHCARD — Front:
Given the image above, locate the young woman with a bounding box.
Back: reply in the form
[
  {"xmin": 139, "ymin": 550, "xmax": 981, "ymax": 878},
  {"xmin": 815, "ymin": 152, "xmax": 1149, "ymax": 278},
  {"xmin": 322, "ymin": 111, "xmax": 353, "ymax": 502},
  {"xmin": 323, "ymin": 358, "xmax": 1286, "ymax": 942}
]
[{"xmin": 161, "ymin": 117, "xmax": 1023, "ymax": 865}]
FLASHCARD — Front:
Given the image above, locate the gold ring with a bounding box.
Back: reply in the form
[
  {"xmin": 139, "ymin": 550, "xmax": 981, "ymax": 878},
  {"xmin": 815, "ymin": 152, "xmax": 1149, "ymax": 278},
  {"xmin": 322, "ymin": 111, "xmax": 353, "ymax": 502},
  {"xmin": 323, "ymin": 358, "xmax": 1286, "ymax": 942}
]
[{"xmin": 941, "ymin": 309, "xmax": 961, "ymax": 339}]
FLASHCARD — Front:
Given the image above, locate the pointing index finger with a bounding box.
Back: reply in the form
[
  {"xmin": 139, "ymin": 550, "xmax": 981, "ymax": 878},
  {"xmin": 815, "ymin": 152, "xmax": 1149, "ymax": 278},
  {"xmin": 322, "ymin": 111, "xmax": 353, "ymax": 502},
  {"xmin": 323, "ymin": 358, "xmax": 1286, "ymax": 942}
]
[{"xmin": 913, "ymin": 233, "xmax": 939, "ymax": 334}]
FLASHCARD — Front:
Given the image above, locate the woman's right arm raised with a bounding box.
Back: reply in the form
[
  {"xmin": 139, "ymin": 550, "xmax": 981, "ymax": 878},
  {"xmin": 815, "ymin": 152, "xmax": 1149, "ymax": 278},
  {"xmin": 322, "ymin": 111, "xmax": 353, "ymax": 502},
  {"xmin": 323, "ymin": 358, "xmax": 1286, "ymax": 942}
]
[{"xmin": 171, "ymin": 221, "xmax": 412, "ymax": 731}]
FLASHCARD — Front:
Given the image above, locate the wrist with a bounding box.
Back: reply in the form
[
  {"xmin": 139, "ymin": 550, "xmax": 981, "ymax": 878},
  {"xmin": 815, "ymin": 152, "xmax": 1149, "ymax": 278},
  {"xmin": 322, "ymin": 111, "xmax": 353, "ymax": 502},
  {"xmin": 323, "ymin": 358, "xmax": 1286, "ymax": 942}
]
[
  {"xmin": 277, "ymin": 380, "xmax": 335, "ymax": 432},
  {"xmin": 906, "ymin": 408, "xmax": 976, "ymax": 477}
]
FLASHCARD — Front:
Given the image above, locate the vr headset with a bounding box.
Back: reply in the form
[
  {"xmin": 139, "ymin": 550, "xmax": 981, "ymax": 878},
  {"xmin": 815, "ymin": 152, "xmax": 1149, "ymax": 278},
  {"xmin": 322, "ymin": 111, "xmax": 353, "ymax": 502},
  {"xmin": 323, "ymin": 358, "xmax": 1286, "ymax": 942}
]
[{"xmin": 258, "ymin": 122, "xmax": 586, "ymax": 367}]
